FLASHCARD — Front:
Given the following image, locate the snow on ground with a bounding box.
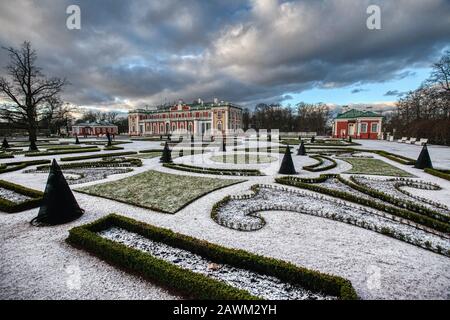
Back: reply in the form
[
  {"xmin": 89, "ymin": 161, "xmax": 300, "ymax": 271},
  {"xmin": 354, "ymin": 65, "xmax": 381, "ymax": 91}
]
[
  {"xmin": 354, "ymin": 139, "xmax": 450, "ymax": 169},
  {"xmin": 1, "ymin": 137, "xmax": 450, "ymax": 300}
]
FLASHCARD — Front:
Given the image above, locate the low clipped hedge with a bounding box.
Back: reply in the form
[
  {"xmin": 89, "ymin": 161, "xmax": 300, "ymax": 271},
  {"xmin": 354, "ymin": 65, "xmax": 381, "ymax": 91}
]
[
  {"xmin": 60, "ymin": 151, "xmax": 137, "ymax": 162},
  {"xmin": 35, "ymin": 158, "xmax": 142, "ymax": 171},
  {"xmin": 424, "ymin": 168, "xmax": 450, "ymax": 181},
  {"xmin": 0, "ymin": 153, "xmax": 14, "ymax": 159},
  {"xmin": 303, "ymin": 155, "xmax": 337, "ymax": 172},
  {"xmin": 347, "ymin": 176, "xmax": 449, "ymax": 224},
  {"xmin": 163, "ymin": 163, "xmax": 263, "ymax": 176},
  {"xmin": 276, "ymin": 175, "xmax": 450, "ymax": 234},
  {"xmin": 0, "ymin": 159, "xmax": 51, "ymax": 174},
  {"xmin": 67, "ymin": 214, "xmax": 358, "ymax": 300},
  {"xmin": 139, "ymin": 149, "xmax": 163, "ymax": 153},
  {"xmin": 374, "ymin": 150, "xmax": 416, "ymax": 165},
  {"xmin": 103, "ymin": 145, "xmax": 124, "ymax": 151},
  {"xmin": 0, "ymin": 179, "xmax": 43, "ymax": 213},
  {"xmin": 25, "ymin": 147, "xmax": 100, "ymax": 157}
]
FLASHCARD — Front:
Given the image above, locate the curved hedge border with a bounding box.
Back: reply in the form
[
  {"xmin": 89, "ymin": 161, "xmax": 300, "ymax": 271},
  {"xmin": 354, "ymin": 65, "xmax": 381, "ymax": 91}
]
[
  {"xmin": 303, "ymin": 155, "xmax": 337, "ymax": 172},
  {"xmin": 424, "ymin": 168, "xmax": 450, "ymax": 181},
  {"xmin": 0, "ymin": 159, "xmax": 51, "ymax": 174},
  {"xmin": 163, "ymin": 163, "xmax": 263, "ymax": 176},
  {"xmin": 347, "ymin": 176, "xmax": 449, "ymax": 224},
  {"xmin": 103, "ymin": 146, "xmax": 124, "ymax": 151},
  {"xmin": 0, "ymin": 153, "xmax": 14, "ymax": 159},
  {"xmin": 67, "ymin": 214, "xmax": 358, "ymax": 300},
  {"xmin": 276, "ymin": 175, "xmax": 450, "ymax": 234},
  {"xmin": 60, "ymin": 151, "xmax": 137, "ymax": 162},
  {"xmin": 0, "ymin": 179, "xmax": 43, "ymax": 213},
  {"xmin": 24, "ymin": 147, "xmax": 100, "ymax": 157}
]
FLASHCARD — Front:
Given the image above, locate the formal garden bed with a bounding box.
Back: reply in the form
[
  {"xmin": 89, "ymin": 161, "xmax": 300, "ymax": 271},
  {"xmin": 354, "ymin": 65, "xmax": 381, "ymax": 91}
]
[
  {"xmin": 276, "ymin": 176, "xmax": 450, "ymax": 234},
  {"xmin": 350, "ymin": 176, "xmax": 449, "ymax": 219},
  {"xmin": 24, "ymin": 146, "xmax": 100, "ymax": 157},
  {"xmin": 67, "ymin": 214, "xmax": 357, "ymax": 300},
  {"xmin": 60, "ymin": 151, "xmax": 137, "ymax": 162},
  {"xmin": 163, "ymin": 163, "xmax": 263, "ymax": 176},
  {"xmin": 75, "ymin": 170, "xmax": 244, "ymax": 213},
  {"xmin": 210, "ymin": 153, "xmax": 277, "ymax": 164},
  {"xmin": 0, "ymin": 179, "xmax": 43, "ymax": 213},
  {"xmin": 303, "ymin": 155, "xmax": 337, "ymax": 172},
  {"xmin": 211, "ymin": 184, "xmax": 450, "ymax": 256},
  {"xmin": 340, "ymin": 157, "xmax": 412, "ymax": 177}
]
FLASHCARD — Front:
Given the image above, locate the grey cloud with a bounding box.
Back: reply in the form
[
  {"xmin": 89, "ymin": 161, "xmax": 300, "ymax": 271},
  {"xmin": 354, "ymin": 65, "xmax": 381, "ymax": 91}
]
[{"xmin": 0, "ymin": 0, "xmax": 449, "ymax": 110}]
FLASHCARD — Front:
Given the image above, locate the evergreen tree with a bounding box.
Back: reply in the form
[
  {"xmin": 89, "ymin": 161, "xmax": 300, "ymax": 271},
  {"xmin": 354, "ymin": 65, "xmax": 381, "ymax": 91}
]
[
  {"xmin": 31, "ymin": 159, "xmax": 84, "ymax": 225},
  {"xmin": 160, "ymin": 141, "xmax": 172, "ymax": 163},
  {"xmin": 279, "ymin": 145, "xmax": 296, "ymax": 174},
  {"xmin": 414, "ymin": 144, "xmax": 433, "ymax": 169},
  {"xmin": 297, "ymin": 141, "xmax": 307, "ymax": 156}
]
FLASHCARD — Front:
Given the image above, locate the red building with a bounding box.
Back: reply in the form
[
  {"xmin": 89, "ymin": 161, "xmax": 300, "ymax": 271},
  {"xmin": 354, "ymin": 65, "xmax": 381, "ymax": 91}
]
[
  {"xmin": 332, "ymin": 109, "xmax": 383, "ymax": 140},
  {"xmin": 72, "ymin": 121, "xmax": 118, "ymax": 137}
]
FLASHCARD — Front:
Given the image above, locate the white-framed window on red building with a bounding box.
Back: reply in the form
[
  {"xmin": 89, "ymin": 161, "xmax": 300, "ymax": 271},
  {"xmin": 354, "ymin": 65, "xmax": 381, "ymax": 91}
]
[
  {"xmin": 371, "ymin": 123, "xmax": 378, "ymax": 133},
  {"xmin": 360, "ymin": 123, "xmax": 368, "ymax": 133}
]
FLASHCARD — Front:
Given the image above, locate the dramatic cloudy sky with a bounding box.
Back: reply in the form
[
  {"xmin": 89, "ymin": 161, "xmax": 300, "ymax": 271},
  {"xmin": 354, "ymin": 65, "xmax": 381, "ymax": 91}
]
[{"xmin": 0, "ymin": 0, "xmax": 449, "ymax": 114}]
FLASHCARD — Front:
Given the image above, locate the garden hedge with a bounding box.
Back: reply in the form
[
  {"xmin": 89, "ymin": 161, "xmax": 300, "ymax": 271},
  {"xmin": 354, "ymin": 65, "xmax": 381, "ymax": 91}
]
[
  {"xmin": 347, "ymin": 176, "xmax": 449, "ymax": 224},
  {"xmin": 60, "ymin": 151, "xmax": 138, "ymax": 162},
  {"xmin": 0, "ymin": 153, "xmax": 14, "ymax": 159},
  {"xmin": 163, "ymin": 163, "xmax": 263, "ymax": 176},
  {"xmin": 103, "ymin": 145, "xmax": 124, "ymax": 151},
  {"xmin": 424, "ymin": 168, "xmax": 450, "ymax": 181},
  {"xmin": 0, "ymin": 159, "xmax": 51, "ymax": 174},
  {"xmin": 25, "ymin": 147, "xmax": 100, "ymax": 157},
  {"xmin": 0, "ymin": 179, "xmax": 43, "ymax": 213},
  {"xmin": 67, "ymin": 214, "xmax": 358, "ymax": 300},
  {"xmin": 303, "ymin": 155, "xmax": 337, "ymax": 172},
  {"xmin": 276, "ymin": 175, "xmax": 450, "ymax": 234},
  {"xmin": 35, "ymin": 158, "xmax": 142, "ymax": 171}
]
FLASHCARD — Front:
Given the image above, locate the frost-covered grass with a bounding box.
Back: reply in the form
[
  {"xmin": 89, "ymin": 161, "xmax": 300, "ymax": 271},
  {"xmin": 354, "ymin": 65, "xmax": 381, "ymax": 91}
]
[
  {"xmin": 210, "ymin": 153, "xmax": 277, "ymax": 164},
  {"xmin": 76, "ymin": 170, "xmax": 243, "ymax": 213},
  {"xmin": 341, "ymin": 157, "xmax": 412, "ymax": 177}
]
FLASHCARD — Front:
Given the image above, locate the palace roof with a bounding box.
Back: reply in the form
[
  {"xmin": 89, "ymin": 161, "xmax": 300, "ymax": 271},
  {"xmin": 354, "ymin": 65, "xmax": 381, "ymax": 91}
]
[{"xmin": 335, "ymin": 109, "xmax": 382, "ymax": 119}]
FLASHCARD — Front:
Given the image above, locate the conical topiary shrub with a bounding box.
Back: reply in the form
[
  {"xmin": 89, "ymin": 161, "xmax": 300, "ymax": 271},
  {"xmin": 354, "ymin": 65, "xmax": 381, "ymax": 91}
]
[
  {"xmin": 160, "ymin": 141, "xmax": 172, "ymax": 163},
  {"xmin": 75, "ymin": 135, "xmax": 80, "ymax": 145},
  {"xmin": 311, "ymin": 136, "xmax": 315, "ymax": 143},
  {"xmin": 415, "ymin": 144, "xmax": 433, "ymax": 169},
  {"xmin": 348, "ymin": 136, "xmax": 352, "ymax": 143},
  {"xmin": 106, "ymin": 132, "xmax": 112, "ymax": 147},
  {"xmin": 1, "ymin": 138, "xmax": 10, "ymax": 149},
  {"xmin": 220, "ymin": 137, "xmax": 226, "ymax": 152},
  {"xmin": 297, "ymin": 141, "xmax": 307, "ymax": 156},
  {"xmin": 31, "ymin": 159, "xmax": 84, "ymax": 225},
  {"xmin": 29, "ymin": 140, "xmax": 38, "ymax": 152},
  {"xmin": 279, "ymin": 145, "xmax": 296, "ymax": 174}
]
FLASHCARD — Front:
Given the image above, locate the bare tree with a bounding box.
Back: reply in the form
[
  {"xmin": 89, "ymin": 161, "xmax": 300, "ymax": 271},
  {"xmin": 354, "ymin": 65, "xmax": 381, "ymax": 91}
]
[
  {"xmin": 427, "ymin": 50, "xmax": 450, "ymax": 92},
  {"xmin": 0, "ymin": 41, "xmax": 67, "ymax": 150}
]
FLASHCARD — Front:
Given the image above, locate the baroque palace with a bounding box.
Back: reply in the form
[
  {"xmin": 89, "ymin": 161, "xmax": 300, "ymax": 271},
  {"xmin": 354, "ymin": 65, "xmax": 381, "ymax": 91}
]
[{"xmin": 128, "ymin": 99, "xmax": 243, "ymax": 136}]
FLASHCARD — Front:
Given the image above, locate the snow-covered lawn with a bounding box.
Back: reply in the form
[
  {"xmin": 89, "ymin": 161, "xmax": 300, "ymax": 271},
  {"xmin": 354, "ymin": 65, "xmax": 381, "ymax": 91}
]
[
  {"xmin": 75, "ymin": 170, "xmax": 244, "ymax": 213},
  {"xmin": 210, "ymin": 153, "xmax": 277, "ymax": 164}
]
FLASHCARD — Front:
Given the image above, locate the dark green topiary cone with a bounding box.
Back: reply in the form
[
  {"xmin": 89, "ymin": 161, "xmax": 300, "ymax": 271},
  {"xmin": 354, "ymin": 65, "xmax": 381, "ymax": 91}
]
[
  {"xmin": 414, "ymin": 144, "xmax": 433, "ymax": 169},
  {"xmin": 279, "ymin": 145, "xmax": 296, "ymax": 174},
  {"xmin": 160, "ymin": 141, "xmax": 172, "ymax": 163},
  {"xmin": 1, "ymin": 138, "xmax": 10, "ymax": 149},
  {"xmin": 297, "ymin": 141, "xmax": 307, "ymax": 156},
  {"xmin": 75, "ymin": 135, "xmax": 80, "ymax": 145},
  {"xmin": 32, "ymin": 159, "xmax": 84, "ymax": 225}
]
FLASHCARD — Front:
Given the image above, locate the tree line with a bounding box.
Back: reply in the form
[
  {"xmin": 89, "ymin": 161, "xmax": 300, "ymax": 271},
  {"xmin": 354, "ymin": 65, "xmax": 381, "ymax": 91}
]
[
  {"xmin": 242, "ymin": 102, "xmax": 330, "ymax": 134},
  {"xmin": 386, "ymin": 51, "xmax": 450, "ymax": 145}
]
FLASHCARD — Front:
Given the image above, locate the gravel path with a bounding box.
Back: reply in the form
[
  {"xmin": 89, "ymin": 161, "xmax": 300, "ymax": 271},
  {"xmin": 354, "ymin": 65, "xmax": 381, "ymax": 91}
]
[{"xmin": 0, "ymin": 187, "xmax": 32, "ymax": 203}]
